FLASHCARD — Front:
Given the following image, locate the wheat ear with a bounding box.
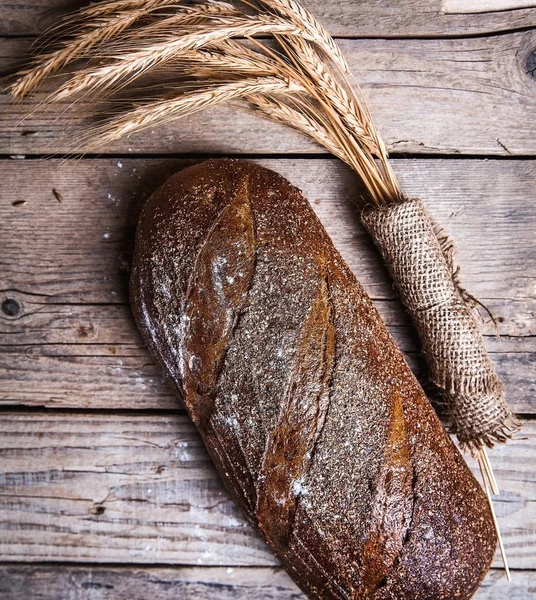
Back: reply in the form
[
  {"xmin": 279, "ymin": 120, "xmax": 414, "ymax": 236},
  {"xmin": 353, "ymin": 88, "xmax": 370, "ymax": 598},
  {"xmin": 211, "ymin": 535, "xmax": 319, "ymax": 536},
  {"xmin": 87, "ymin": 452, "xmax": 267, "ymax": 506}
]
[
  {"xmin": 11, "ymin": 1, "xmax": 185, "ymax": 98},
  {"xmin": 254, "ymin": 0, "xmax": 348, "ymax": 73},
  {"xmin": 76, "ymin": 0, "xmax": 181, "ymax": 19},
  {"xmin": 97, "ymin": 3, "xmax": 242, "ymax": 50},
  {"xmin": 11, "ymin": 14, "xmax": 141, "ymax": 98},
  {"xmin": 164, "ymin": 39, "xmax": 295, "ymax": 78},
  {"xmin": 49, "ymin": 15, "xmax": 313, "ymax": 101},
  {"xmin": 84, "ymin": 76, "xmax": 302, "ymax": 148},
  {"xmin": 246, "ymin": 94, "xmax": 347, "ymax": 161}
]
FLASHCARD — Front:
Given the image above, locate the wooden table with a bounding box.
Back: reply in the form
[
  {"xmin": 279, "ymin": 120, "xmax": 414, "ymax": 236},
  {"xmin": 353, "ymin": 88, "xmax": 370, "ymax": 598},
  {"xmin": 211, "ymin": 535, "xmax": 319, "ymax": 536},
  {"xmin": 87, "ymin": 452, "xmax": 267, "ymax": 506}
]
[{"xmin": 1, "ymin": 1, "xmax": 535, "ymax": 598}]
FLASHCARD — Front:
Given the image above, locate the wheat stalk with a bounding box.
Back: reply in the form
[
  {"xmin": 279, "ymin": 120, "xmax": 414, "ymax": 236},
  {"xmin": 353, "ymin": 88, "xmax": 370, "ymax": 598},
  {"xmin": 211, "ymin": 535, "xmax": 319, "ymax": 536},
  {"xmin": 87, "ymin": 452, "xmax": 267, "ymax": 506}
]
[
  {"xmin": 283, "ymin": 37, "xmax": 378, "ymax": 152},
  {"xmin": 273, "ymin": 35, "xmax": 392, "ymax": 198}
]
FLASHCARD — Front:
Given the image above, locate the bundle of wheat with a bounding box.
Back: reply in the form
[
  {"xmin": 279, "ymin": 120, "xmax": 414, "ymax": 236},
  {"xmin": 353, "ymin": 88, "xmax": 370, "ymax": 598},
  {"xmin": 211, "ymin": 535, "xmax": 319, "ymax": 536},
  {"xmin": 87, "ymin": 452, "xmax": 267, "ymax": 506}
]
[{"xmin": 11, "ymin": 0, "xmax": 520, "ymax": 577}]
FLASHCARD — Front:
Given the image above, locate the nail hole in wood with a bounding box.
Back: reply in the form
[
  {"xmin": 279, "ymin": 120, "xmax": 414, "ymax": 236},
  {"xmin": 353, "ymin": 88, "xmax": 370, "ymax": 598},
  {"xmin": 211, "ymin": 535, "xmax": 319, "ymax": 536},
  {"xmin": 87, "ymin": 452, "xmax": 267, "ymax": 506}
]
[
  {"xmin": 2, "ymin": 298, "xmax": 20, "ymax": 317},
  {"xmin": 81, "ymin": 582, "xmax": 113, "ymax": 590}
]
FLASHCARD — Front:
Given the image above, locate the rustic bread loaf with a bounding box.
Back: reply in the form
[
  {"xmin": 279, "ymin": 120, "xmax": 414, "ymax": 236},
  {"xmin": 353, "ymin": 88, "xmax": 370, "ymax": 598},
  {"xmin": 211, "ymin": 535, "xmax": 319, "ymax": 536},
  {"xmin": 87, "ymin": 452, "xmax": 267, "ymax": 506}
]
[{"xmin": 130, "ymin": 159, "xmax": 496, "ymax": 599}]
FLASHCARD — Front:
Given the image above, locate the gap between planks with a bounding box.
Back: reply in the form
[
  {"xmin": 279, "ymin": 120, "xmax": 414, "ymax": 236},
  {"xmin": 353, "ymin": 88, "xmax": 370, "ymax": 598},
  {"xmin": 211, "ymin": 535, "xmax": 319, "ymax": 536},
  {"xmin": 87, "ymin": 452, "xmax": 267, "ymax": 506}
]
[
  {"xmin": 0, "ymin": 564, "xmax": 532, "ymax": 599},
  {"xmin": 0, "ymin": 0, "xmax": 535, "ymax": 37}
]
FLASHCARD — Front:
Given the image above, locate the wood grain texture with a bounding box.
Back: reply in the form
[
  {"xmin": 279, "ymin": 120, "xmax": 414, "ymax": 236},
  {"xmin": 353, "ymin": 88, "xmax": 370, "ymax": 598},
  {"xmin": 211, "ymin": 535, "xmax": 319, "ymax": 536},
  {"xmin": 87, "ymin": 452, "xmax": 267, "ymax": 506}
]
[
  {"xmin": 1, "ymin": 32, "xmax": 535, "ymax": 156},
  {"xmin": 443, "ymin": 0, "xmax": 536, "ymax": 14},
  {"xmin": 0, "ymin": 0, "xmax": 534, "ymax": 594},
  {"xmin": 1, "ymin": 158, "xmax": 534, "ymax": 411},
  {"xmin": 2, "ymin": 295, "xmax": 533, "ymax": 350},
  {"xmin": 1, "ymin": 301, "xmax": 533, "ymax": 412},
  {"xmin": 0, "ymin": 0, "xmax": 534, "ymax": 37},
  {"xmin": 0, "ymin": 565, "xmax": 531, "ymax": 600},
  {"xmin": 0, "ymin": 412, "xmax": 533, "ymax": 569},
  {"xmin": 1, "ymin": 158, "xmax": 534, "ymax": 301}
]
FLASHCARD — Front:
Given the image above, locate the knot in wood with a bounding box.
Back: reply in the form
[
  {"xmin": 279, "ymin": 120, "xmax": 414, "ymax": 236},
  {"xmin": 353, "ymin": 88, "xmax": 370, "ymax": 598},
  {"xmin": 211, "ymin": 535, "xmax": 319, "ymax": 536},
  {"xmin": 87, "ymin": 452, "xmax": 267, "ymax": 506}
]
[{"xmin": 2, "ymin": 298, "xmax": 20, "ymax": 317}]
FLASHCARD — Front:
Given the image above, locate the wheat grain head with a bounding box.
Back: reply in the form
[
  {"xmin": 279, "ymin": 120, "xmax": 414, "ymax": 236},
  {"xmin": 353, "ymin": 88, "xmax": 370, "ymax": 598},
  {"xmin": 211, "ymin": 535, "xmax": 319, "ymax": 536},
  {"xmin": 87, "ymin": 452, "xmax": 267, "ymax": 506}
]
[{"xmin": 10, "ymin": 0, "xmax": 403, "ymax": 205}]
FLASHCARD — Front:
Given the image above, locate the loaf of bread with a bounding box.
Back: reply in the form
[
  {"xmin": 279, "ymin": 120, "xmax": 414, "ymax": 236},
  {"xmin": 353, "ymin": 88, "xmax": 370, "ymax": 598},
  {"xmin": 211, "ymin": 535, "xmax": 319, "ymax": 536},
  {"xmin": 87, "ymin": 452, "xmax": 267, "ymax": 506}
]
[{"xmin": 130, "ymin": 159, "xmax": 496, "ymax": 599}]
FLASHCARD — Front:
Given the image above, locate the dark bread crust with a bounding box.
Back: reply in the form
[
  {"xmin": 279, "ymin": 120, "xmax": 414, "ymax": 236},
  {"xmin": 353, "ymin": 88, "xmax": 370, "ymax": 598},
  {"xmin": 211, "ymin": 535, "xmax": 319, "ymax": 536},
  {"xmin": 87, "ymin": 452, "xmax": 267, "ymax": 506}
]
[{"xmin": 130, "ymin": 158, "xmax": 496, "ymax": 599}]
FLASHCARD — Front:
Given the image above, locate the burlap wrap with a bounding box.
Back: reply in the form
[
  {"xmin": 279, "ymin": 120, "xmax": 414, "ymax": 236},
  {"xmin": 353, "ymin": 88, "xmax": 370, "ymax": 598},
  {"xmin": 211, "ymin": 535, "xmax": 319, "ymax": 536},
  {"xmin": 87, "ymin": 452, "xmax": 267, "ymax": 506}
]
[{"xmin": 361, "ymin": 198, "xmax": 520, "ymax": 452}]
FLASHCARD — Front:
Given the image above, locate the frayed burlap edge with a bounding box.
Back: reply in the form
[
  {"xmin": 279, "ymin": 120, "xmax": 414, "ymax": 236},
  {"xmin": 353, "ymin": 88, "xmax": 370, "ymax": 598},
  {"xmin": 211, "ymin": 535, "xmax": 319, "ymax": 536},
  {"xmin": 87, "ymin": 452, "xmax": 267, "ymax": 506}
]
[{"xmin": 361, "ymin": 198, "xmax": 521, "ymax": 452}]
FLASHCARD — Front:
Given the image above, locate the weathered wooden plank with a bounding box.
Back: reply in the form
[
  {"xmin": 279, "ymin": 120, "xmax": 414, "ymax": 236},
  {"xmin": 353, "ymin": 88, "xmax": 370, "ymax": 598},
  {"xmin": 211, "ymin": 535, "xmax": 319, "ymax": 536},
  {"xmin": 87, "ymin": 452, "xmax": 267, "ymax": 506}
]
[
  {"xmin": 1, "ymin": 31, "xmax": 535, "ymax": 155},
  {"xmin": 0, "ymin": 412, "xmax": 533, "ymax": 569},
  {"xmin": 1, "ymin": 298, "xmax": 534, "ymax": 411},
  {"xmin": 1, "ymin": 343, "xmax": 533, "ymax": 412},
  {"xmin": 2, "ymin": 294, "xmax": 534, "ymax": 349},
  {"xmin": 0, "ymin": 343, "xmax": 175, "ymax": 409},
  {"xmin": 1, "ymin": 158, "xmax": 534, "ymax": 301},
  {"xmin": 2, "ymin": 346, "xmax": 533, "ymax": 411},
  {"xmin": 443, "ymin": 0, "xmax": 536, "ymax": 14},
  {"xmin": 1, "ymin": 158, "xmax": 533, "ymax": 410},
  {"xmin": 0, "ymin": 0, "xmax": 534, "ymax": 37},
  {"xmin": 0, "ymin": 565, "xmax": 530, "ymax": 600},
  {"xmin": 0, "ymin": 37, "xmax": 28, "ymax": 76}
]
